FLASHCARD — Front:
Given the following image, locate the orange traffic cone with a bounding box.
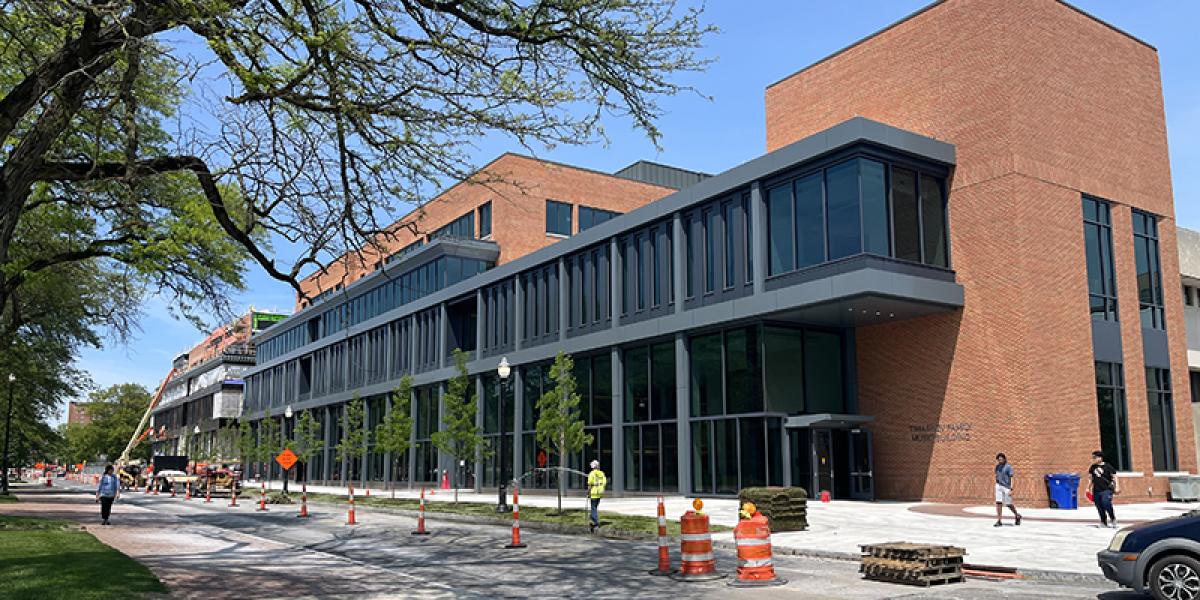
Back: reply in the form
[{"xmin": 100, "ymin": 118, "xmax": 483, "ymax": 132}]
[
  {"xmin": 298, "ymin": 482, "xmax": 309, "ymax": 519},
  {"xmin": 256, "ymin": 481, "xmax": 268, "ymax": 512},
  {"xmin": 440, "ymin": 470, "xmax": 450, "ymax": 490},
  {"xmin": 504, "ymin": 488, "xmax": 526, "ymax": 549},
  {"xmin": 347, "ymin": 484, "xmax": 358, "ymax": 525},
  {"xmin": 649, "ymin": 496, "xmax": 674, "ymax": 575},
  {"xmin": 412, "ymin": 487, "xmax": 430, "ymax": 535},
  {"xmin": 205, "ymin": 483, "xmax": 212, "ymax": 504},
  {"xmin": 365, "ymin": 487, "xmax": 371, "ymax": 498},
  {"xmin": 184, "ymin": 484, "xmax": 192, "ymax": 501},
  {"xmin": 229, "ymin": 486, "xmax": 239, "ymax": 507},
  {"xmin": 170, "ymin": 485, "xmax": 176, "ymax": 498}
]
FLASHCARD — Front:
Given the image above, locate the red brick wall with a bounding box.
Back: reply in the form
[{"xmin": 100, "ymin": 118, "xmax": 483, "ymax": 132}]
[
  {"xmin": 67, "ymin": 402, "xmax": 92, "ymax": 426},
  {"xmin": 297, "ymin": 154, "xmax": 672, "ymax": 308},
  {"xmin": 767, "ymin": 0, "xmax": 1192, "ymax": 502}
]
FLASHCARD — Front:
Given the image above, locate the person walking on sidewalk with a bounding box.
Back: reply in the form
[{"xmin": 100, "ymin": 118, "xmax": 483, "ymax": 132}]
[
  {"xmin": 95, "ymin": 464, "xmax": 120, "ymax": 525},
  {"xmin": 1087, "ymin": 450, "xmax": 1120, "ymax": 528},
  {"xmin": 586, "ymin": 460, "xmax": 607, "ymax": 533},
  {"xmin": 994, "ymin": 453, "xmax": 1022, "ymax": 527}
]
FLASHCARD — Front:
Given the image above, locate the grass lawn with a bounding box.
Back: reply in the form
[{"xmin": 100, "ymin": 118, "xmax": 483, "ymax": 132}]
[
  {"xmin": 0, "ymin": 515, "xmax": 166, "ymax": 599},
  {"xmin": 299, "ymin": 492, "xmax": 731, "ymax": 535},
  {"xmin": 0, "ymin": 494, "xmax": 18, "ymax": 503}
]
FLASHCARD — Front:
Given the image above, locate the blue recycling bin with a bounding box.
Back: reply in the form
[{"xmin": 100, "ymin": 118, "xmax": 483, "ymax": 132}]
[{"xmin": 1045, "ymin": 473, "xmax": 1080, "ymax": 509}]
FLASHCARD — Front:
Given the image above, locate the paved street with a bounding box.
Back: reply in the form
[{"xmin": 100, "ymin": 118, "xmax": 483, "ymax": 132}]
[
  {"xmin": 2, "ymin": 482, "xmax": 1148, "ymax": 599},
  {"xmin": 280, "ymin": 481, "xmax": 1197, "ymax": 575}
]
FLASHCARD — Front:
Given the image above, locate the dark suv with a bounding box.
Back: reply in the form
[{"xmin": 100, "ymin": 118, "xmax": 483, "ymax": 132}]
[{"xmin": 1098, "ymin": 511, "xmax": 1200, "ymax": 600}]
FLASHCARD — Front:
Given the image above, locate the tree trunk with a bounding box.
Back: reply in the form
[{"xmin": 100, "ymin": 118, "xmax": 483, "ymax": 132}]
[{"xmin": 1, "ymin": 386, "xmax": 14, "ymax": 495}]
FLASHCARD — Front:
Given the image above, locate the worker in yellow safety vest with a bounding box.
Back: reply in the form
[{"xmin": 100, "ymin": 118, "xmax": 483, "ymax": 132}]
[{"xmin": 587, "ymin": 460, "xmax": 607, "ymax": 533}]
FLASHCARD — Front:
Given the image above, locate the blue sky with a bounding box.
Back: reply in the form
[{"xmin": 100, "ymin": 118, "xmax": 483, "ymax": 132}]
[{"xmin": 70, "ymin": 1, "xmax": 1200, "ymax": 419}]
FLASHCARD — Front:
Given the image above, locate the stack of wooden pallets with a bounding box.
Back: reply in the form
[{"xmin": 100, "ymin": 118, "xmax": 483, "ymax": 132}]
[{"xmin": 859, "ymin": 542, "xmax": 966, "ymax": 586}]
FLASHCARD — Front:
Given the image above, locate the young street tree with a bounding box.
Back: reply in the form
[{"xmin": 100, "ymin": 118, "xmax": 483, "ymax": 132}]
[
  {"xmin": 257, "ymin": 409, "xmax": 280, "ymax": 487},
  {"xmin": 292, "ymin": 409, "xmax": 324, "ymax": 487},
  {"xmin": 374, "ymin": 376, "xmax": 415, "ymax": 499},
  {"xmin": 0, "ymin": 1, "xmax": 712, "ymax": 333},
  {"xmin": 536, "ymin": 352, "xmax": 592, "ymax": 514},
  {"xmin": 432, "ymin": 349, "xmax": 486, "ymax": 504},
  {"xmin": 335, "ymin": 396, "xmax": 367, "ymax": 489}
]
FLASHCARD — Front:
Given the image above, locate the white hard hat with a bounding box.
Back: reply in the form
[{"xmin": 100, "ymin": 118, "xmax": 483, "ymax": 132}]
[{"xmin": 590, "ymin": 460, "xmax": 600, "ymax": 468}]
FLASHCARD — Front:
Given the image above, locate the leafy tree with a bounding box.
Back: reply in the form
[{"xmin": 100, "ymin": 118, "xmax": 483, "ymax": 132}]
[
  {"xmin": 61, "ymin": 384, "xmax": 154, "ymax": 466},
  {"xmin": 292, "ymin": 409, "xmax": 324, "ymax": 484},
  {"xmin": 236, "ymin": 418, "xmax": 256, "ymax": 471},
  {"xmin": 257, "ymin": 408, "xmax": 280, "ymax": 487},
  {"xmin": 432, "ymin": 349, "xmax": 486, "ymax": 504},
  {"xmin": 536, "ymin": 352, "xmax": 592, "ymax": 514},
  {"xmin": 0, "ymin": 1, "xmax": 712, "ymax": 333},
  {"xmin": 335, "ymin": 396, "xmax": 367, "ymax": 488},
  {"xmin": 375, "ymin": 376, "xmax": 414, "ymax": 498}
]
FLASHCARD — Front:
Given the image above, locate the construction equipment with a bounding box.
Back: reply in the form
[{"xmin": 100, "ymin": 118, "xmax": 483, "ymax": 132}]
[
  {"xmin": 116, "ymin": 368, "xmax": 176, "ymax": 469},
  {"xmin": 194, "ymin": 464, "xmax": 243, "ymax": 497}
]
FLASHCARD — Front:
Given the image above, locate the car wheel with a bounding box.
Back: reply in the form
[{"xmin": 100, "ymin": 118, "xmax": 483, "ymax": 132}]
[{"xmin": 1151, "ymin": 555, "xmax": 1200, "ymax": 600}]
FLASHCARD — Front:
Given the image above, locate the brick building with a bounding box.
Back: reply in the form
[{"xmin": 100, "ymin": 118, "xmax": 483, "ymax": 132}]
[
  {"xmin": 243, "ymin": 0, "xmax": 1193, "ymax": 503},
  {"xmin": 66, "ymin": 402, "xmax": 94, "ymax": 426}
]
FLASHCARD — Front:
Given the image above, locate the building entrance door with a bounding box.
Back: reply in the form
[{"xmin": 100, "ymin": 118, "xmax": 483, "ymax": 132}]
[
  {"xmin": 812, "ymin": 428, "xmax": 834, "ymax": 497},
  {"xmin": 784, "ymin": 413, "xmax": 875, "ymax": 500},
  {"xmin": 848, "ymin": 429, "xmax": 874, "ymax": 500}
]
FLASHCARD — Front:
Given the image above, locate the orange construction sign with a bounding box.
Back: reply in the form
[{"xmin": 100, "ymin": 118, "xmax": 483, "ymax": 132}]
[{"xmin": 275, "ymin": 449, "xmax": 298, "ymax": 471}]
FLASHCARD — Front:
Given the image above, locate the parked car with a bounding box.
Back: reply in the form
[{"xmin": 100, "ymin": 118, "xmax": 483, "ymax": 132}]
[{"xmin": 1098, "ymin": 510, "xmax": 1200, "ymax": 600}]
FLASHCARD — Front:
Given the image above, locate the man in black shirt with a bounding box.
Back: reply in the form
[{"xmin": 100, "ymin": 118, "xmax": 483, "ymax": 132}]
[{"xmin": 1086, "ymin": 450, "xmax": 1119, "ymax": 528}]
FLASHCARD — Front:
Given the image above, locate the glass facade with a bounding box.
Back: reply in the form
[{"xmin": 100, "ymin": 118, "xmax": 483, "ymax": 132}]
[
  {"xmin": 1133, "ymin": 210, "xmax": 1165, "ymax": 330},
  {"xmin": 766, "ymin": 157, "xmax": 947, "ymax": 277},
  {"xmin": 1147, "ymin": 367, "xmax": 1177, "ymax": 472},
  {"xmin": 1094, "ymin": 362, "xmax": 1130, "ymax": 471},
  {"xmin": 1083, "ymin": 197, "xmax": 1118, "ymax": 321}
]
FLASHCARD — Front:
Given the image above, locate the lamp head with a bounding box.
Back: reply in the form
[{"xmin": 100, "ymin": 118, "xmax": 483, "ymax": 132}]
[
  {"xmin": 284, "ymin": 405, "xmax": 293, "ymax": 418},
  {"xmin": 497, "ymin": 357, "xmax": 511, "ymax": 380}
]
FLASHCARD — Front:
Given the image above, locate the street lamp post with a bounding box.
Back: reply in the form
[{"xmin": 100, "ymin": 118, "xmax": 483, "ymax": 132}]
[
  {"xmin": 1, "ymin": 374, "xmax": 14, "ymax": 495},
  {"xmin": 283, "ymin": 405, "xmax": 293, "ymax": 494},
  {"xmin": 495, "ymin": 357, "xmax": 511, "ymax": 513}
]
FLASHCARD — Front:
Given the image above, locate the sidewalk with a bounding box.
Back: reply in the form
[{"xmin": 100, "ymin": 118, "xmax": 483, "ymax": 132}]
[{"xmin": 273, "ymin": 480, "xmax": 1198, "ymax": 575}]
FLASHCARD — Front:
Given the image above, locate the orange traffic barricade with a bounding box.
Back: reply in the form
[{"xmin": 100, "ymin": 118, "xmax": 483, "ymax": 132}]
[
  {"xmin": 729, "ymin": 509, "xmax": 786, "ymax": 587},
  {"xmin": 670, "ymin": 500, "xmax": 723, "ymax": 581}
]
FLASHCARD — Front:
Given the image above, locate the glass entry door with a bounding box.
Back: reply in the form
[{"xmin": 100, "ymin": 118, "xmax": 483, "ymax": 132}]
[
  {"xmin": 812, "ymin": 428, "xmax": 834, "ymax": 496},
  {"xmin": 848, "ymin": 429, "xmax": 874, "ymax": 500}
]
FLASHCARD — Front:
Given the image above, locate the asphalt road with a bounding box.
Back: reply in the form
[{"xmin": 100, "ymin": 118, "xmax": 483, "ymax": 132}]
[{"xmin": 12, "ymin": 483, "xmax": 1155, "ymax": 599}]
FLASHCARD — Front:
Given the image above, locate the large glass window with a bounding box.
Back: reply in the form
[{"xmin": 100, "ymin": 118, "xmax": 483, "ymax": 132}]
[
  {"xmin": 689, "ymin": 333, "xmax": 723, "ymax": 416},
  {"xmin": 892, "ymin": 167, "xmax": 920, "ymax": 262},
  {"xmin": 635, "ymin": 234, "xmax": 646, "ymax": 311},
  {"xmin": 767, "ymin": 184, "xmax": 794, "ymax": 275},
  {"xmin": 794, "ymin": 172, "xmax": 825, "ymax": 269},
  {"xmin": 920, "ymin": 174, "xmax": 948, "ymax": 267},
  {"xmin": 650, "ymin": 342, "xmax": 676, "ymax": 421},
  {"xmin": 804, "ymin": 330, "xmax": 845, "ymax": 413},
  {"xmin": 1083, "ymin": 197, "xmax": 1118, "ymax": 322},
  {"xmin": 624, "ymin": 346, "xmax": 650, "ymax": 422},
  {"xmin": 432, "ymin": 211, "xmax": 474, "ymax": 240},
  {"xmin": 1134, "ymin": 210, "xmax": 1165, "ymax": 330},
  {"xmin": 742, "ymin": 194, "xmax": 754, "ymax": 283},
  {"xmin": 1147, "ymin": 367, "xmax": 1178, "ymax": 472},
  {"xmin": 1095, "ymin": 362, "xmax": 1130, "ymax": 471},
  {"xmin": 764, "ymin": 326, "xmax": 805, "ymax": 414},
  {"xmin": 723, "ymin": 201, "xmax": 736, "ymax": 288},
  {"xmin": 691, "ymin": 417, "xmax": 783, "ymax": 495},
  {"xmin": 703, "ymin": 209, "xmax": 716, "ymax": 293},
  {"xmin": 685, "ymin": 214, "xmax": 695, "ymax": 298},
  {"xmin": 478, "ymin": 202, "xmax": 492, "ymax": 238},
  {"xmin": 546, "ymin": 200, "xmax": 573, "ymax": 236},
  {"xmin": 861, "ymin": 159, "xmax": 889, "ymax": 256},
  {"xmin": 579, "ymin": 206, "xmax": 620, "ymax": 231},
  {"xmin": 825, "ymin": 160, "xmax": 861, "ymax": 260},
  {"xmin": 724, "ymin": 327, "xmax": 763, "ymax": 414}
]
